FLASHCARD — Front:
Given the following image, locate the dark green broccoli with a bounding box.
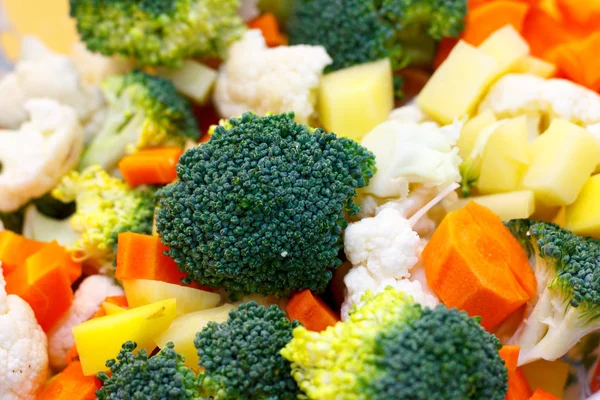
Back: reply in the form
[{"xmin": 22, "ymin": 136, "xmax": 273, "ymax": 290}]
[
  {"xmin": 194, "ymin": 302, "xmax": 301, "ymax": 399},
  {"xmin": 281, "ymin": 287, "xmax": 508, "ymax": 400},
  {"xmin": 69, "ymin": 0, "xmax": 245, "ymax": 66},
  {"xmin": 97, "ymin": 341, "xmax": 201, "ymax": 400},
  {"xmin": 505, "ymin": 219, "xmax": 600, "ymax": 365},
  {"xmin": 79, "ymin": 70, "xmax": 199, "ymax": 172},
  {"xmin": 288, "ymin": 0, "xmax": 466, "ymax": 73},
  {"xmin": 156, "ymin": 112, "xmax": 375, "ymax": 297}
]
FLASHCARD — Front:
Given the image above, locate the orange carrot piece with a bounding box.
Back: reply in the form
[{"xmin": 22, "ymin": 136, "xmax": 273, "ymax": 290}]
[
  {"xmin": 463, "ymin": 1, "xmax": 530, "ymax": 46},
  {"xmin": 104, "ymin": 295, "xmax": 128, "ymax": 308},
  {"xmin": 0, "ymin": 231, "xmax": 45, "ymax": 275},
  {"xmin": 547, "ymin": 31, "xmax": 600, "ymax": 92},
  {"xmin": 499, "ymin": 345, "xmax": 520, "ymax": 373},
  {"xmin": 528, "ymin": 389, "xmax": 560, "ymax": 400},
  {"xmin": 556, "ymin": 0, "xmax": 600, "ymax": 29},
  {"xmin": 422, "ymin": 203, "xmax": 534, "ymax": 331},
  {"xmin": 248, "ymin": 13, "xmax": 286, "ymax": 47},
  {"xmin": 25, "ymin": 241, "xmax": 82, "ymax": 284},
  {"xmin": 521, "ymin": 6, "xmax": 577, "ymax": 58},
  {"xmin": 287, "ymin": 290, "xmax": 339, "ymax": 332},
  {"xmin": 37, "ymin": 361, "xmax": 101, "ymax": 400},
  {"xmin": 118, "ymin": 147, "xmax": 183, "ymax": 187},
  {"xmin": 507, "ymin": 368, "xmax": 534, "ymax": 400}
]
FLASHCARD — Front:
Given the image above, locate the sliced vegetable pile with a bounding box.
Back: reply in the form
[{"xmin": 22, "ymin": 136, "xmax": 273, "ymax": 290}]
[{"xmin": 1, "ymin": 0, "xmax": 600, "ymax": 399}]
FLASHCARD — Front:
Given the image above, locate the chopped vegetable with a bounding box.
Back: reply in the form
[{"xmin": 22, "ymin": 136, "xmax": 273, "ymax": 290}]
[
  {"xmin": 565, "ymin": 174, "xmax": 600, "ymax": 237},
  {"xmin": 26, "ymin": 241, "xmax": 82, "ymax": 284},
  {"xmin": 286, "ymin": 290, "xmax": 339, "ymax": 332},
  {"xmin": 547, "ymin": 31, "xmax": 600, "ymax": 91},
  {"xmin": 449, "ymin": 190, "xmax": 536, "ymax": 221},
  {"xmin": 507, "ymin": 368, "xmax": 534, "ymax": 400},
  {"xmin": 511, "ymin": 56, "xmax": 557, "ymax": 78},
  {"xmin": 37, "ymin": 361, "xmax": 100, "ymax": 400},
  {"xmin": 528, "ymin": 389, "xmax": 561, "ymax": 400},
  {"xmin": 463, "ymin": 1, "xmax": 530, "ymax": 45},
  {"xmin": 156, "ymin": 60, "xmax": 218, "ymax": 105},
  {"xmin": 248, "ymin": 13, "xmax": 286, "ymax": 47},
  {"xmin": 0, "ymin": 230, "xmax": 44, "ymax": 275},
  {"xmin": 521, "ymin": 360, "xmax": 570, "ymax": 398},
  {"xmin": 118, "ymin": 147, "xmax": 182, "ymax": 187},
  {"xmin": 458, "ymin": 110, "xmax": 498, "ymax": 160},
  {"xmin": 478, "ymin": 25, "xmax": 530, "ymax": 77}
]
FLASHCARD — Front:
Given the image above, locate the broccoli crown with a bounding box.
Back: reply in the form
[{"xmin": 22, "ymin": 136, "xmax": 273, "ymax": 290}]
[
  {"xmin": 281, "ymin": 287, "xmax": 507, "ymax": 400},
  {"xmin": 70, "ymin": 0, "xmax": 245, "ymax": 66},
  {"xmin": 97, "ymin": 341, "xmax": 201, "ymax": 400},
  {"xmin": 194, "ymin": 302, "xmax": 301, "ymax": 399},
  {"xmin": 52, "ymin": 165, "xmax": 154, "ymax": 268},
  {"xmin": 288, "ymin": 0, "xmax": 466, "ymax": 73},
  {"xmin": 80, "ymin": 70, "xmax": 199, "ymax": 171},
  {"xmin": 156, "ymin": 112, "xmax": 375, "ymax": 297}
]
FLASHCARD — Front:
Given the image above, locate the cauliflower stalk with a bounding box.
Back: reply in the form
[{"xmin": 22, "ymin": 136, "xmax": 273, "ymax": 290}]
[
  {"xmin": 214, "ymin": 30, "xmax": 332, "ymax": 125},
  {"xmin": 0, "ymin": 264, "xmax": 48, "ymax": 400},
  {"xmin": 0, "ymin": 99, "xmax": 84, "ymax": 212}
]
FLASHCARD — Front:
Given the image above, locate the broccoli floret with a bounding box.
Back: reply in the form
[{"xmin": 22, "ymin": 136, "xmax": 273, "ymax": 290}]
[
  {"xmin": 156, "ymin": 112, "xmax": 375, "ymax": 297},
  {"xmin": 97, "ymin": 341, "xmax": 201, "ymax": 400},
  {"xmin": 505, "ymin": 219, "xmax": 600, "ymax": 365},
  {"xmin": 194, "ymin": 302, "xmax": 301, "ymax": 399},
  {"xmin": 281, "ymin": 287, "xmax": 508, "ymax": 400},
  {"xmin": 288, "ymin": 0, "xmax": 466, "ymax": 73},
  {"xmin": 70, "ymin": 0, "xmax": 245, "ymax": 66},
  {"xmin": 52, "ymin": 165, "xmax": 155, "ymax": 270},
  {"xmin": 80, "ymin": 71, "xmax": 199, "ymax": 172}
]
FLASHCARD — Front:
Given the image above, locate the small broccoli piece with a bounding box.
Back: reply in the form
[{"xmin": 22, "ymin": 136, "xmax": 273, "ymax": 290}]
[
  {"xmin": 194, "ymin": 302, "xmax": 301, "ymax": 399},
  {"xmin": 97, "ymin": 341, "xmax": 201, "ymax": 400},
  {"xmin": 281, "ymin": 287, "xmax": 508, "ymax": 400},
  {"xmin": 70, "ymin": 0, "xmax": 245, "ymax": 66},
  {"xmin": 80, "ymin": 71, "xmax": 199, "ymax": 172},
  {"xmin": 52, "ymin": 165, "xmax": 155, "ymax": 270},
  {"xmin": 156, "ymin": 112, "xmax": 375, "ymax": 297},
  {"xmin": 505, "ymin": 219, "xmax": 600, "ymax": 364}
]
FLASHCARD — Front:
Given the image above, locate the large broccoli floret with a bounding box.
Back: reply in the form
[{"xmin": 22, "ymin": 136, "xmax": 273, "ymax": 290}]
[
  {"xmin": 281, "ymin": 287, "xmax": 508, "ymax": 400},
  {"xmin": 80, "ymin": 71, "xmax": 199, "ymax": 172},
  {"xmin": 97, "ymin": 341, "xmax": 201, "ymax": 400},
  {"xmin": 194, "ymin": 302, "xmax": 301, "ymax": 399},
  {"xmin": 505, "ymin": 219, "xmax": 600, "ymax": 365},
  {"xmin": 70, "ymin": 0, "xmax": 245, "ymax": 66},
  {"xmin": 288, "ymin": 0, "xmax": 466, "ymax": 73},
  {"xmin": 52, "ymin": 165, "xmax": 155, "ymax": 270},
  {"xmin": 156, "ymin": 112, "xmax": 375, "ymax": 297}
]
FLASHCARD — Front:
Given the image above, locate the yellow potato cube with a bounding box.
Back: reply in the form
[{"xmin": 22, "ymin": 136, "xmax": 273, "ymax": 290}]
[
  {"xmin": 479, "ymin": 25, "xmax": 530, "ymax": 78},
  {"xmin": 157, "ymin": 60, "xmax": 217, "ymax": 104},
  {"xmin": 458, "ymin": 111, "xmax": 497, "ymax": 160},
  {"xmin": 521, "ymin": 359, "xmax": 570, "ymax": 398},
  {"xmin": 478, "ymin": 116, "xmax": 529, "ymax": 194},
  {"xmin": 417, "ymin": 41, "xmax": 499, "ymax": 124},
  {"xmin": 449, "ymin": 191, "xmax": 535, "ymax": 221},
  {"xmin": 319, "ymin": 58, "xmax": 393, "ymax": 141},
  {"xmin": 73, "ymin": 299, "xmax": 177, "ymax": 376},
  {"xmin": 522, "ymin": 119, "xmax": 600, "ymax": 206},
  {"xmin": 566, "ymin": 174, "xmax": 600, "ymax": 237},
  {"xmin": 154, "ymin": 304, "xmax": 235, "ymax": 370},
  {"xmin": 101, "ymin": 302, "xmax": 126, "ymax": 315},
  {"xmin": 511, "ymin": 56, "xmax": 557, "ymax": 79}
]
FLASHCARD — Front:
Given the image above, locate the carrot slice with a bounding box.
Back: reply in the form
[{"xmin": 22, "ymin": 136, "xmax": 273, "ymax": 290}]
[
  {"xmin": 287, "ymin": 290, "xmax": 339, "ymax": 332},
  {"xmin": 37, "ymin": 361, "xmax": 101, "ymax": 400},
  {"xmin": 248, "ymin": 13, "xmax": 286, "ymax": 47},
  {"xmin": 499, "ymin": 345, "xmax": 520, "ymax": 373},
  {"xmin": 422, "ymin": 202, "xmax": 535, "ymax": 331},
  {"xmin": 556, "ymin": 0, "xmax": 600, "ymax": 29},
  {"xmin": 528, "ymin": 389, "xmax": 560, "ymax": 400},
  {"xmin": 507, "ymin": 368, "xmax": 534, "ymax": 400},
  {"xmin": 463, "ymin": 1, "xmax": 530, "ymax": 46},
  {"xmin": 0, "ymin": 231, "xmax": 45, "ymax": 275},
  {"xmin": 118, "ymin": 147, "xmax": 183, "ymax": 187},
  {"xmin": 547, "ymin": 31, "xmax": 600, "ymax": 92},
  {"xmin": 25, "ymin": 241, "xmax": 82, "ymax": 284},
  {"xmin": 521, "ymin": 6, "xmax": 577, "ymax": 58}
]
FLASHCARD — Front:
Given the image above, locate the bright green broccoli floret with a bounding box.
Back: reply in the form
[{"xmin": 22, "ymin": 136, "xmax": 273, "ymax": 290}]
[
  {"xmin": 97, "ymin": 341, "xmax": 201, "ymax": 400},
  {"xmin": 51, "ymin": 165, "xmax": 154, "ymax": 270},
  {"xmin": 505, "ymin": 219, "xmax": 600, "ymax": 365},
  {"xmin": 194, "ymin": 302, "xmax": 301, "ymax": 399},
  {"xmin": 156, "ymin": 112, "xmax": 375, "ymax": 297},
  {"xmin": 288, "ymin": 0, "xmax": 466, "ymax": 73},
  {"xmin": 80, "ymin": 71, "xmax": 199, "ymax": 172},
  {"xmin": 70, "ymin": 0, "xmax": 245, "ymax": 66},
  {"xmin": 281, "ymin": 287, "xmax": 508, "ymax": 400}
]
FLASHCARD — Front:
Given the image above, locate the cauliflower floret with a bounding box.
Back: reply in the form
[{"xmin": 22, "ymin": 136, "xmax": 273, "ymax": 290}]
[
  {"xmin": 0, "ymin": 99, "xmax": 83, "ymax": 212},
  {"xmin": 214, "ymin": 30, "xmax": 332, "ymax": 125},
  {"xmin": 238, "ymin": 0, "xmax": 260, "ymax": 22},
  {"xmin": 0, "ymin": 265, "xmax": 48, "ymax": 400},
  {"xmin": 48, "ymin": 275, "xmax": 123, "ymax": 370},
  {"xmin": 388, "ymin": 102, "xmax": 436, "ymax": 125},
  {"xmin": 0, "ymin": 36, "xmax": 101, "ymax": 130}
]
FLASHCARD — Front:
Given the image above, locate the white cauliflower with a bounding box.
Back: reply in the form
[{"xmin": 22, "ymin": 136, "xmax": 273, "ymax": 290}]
[
  {"xmin": 70, "ymin": 40, "xmax": 133, "ymax": 86},
  {"xmin": 214, "ymin": 30, "xmax": 332, "ymax": 125},
  {"xmin": 0, "ymin": 99, "xmax": 84, "ymax": 212},
  {"xmin": 0, "ymin": 36, "xmax": 102, "ymax": 130},
  {"xmin": 341, "ymin": 208, "xmax": 438, "ymax": 320},
  {"xmin": 238, "ymin": 0, "xmax": 260, "ymax": 22},
  {"xmin": 48, "ymin": 275, "xmax": 123, "ymax": 370},
  {"xmin": 388, "ymin": 102, "xmax": 436, "ymax": 125},
  {"xmin": 0, "ymin": 264, "xmax": 48, "ymax": 400}
]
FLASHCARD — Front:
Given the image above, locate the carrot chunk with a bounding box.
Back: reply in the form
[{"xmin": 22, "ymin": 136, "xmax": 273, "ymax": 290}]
[
  {"xmin": 37, "ymin": 361, "xmax": 101, "ymax": 400},
  {"xmin": 463, "ymin": 1, "xmax": 530, "ymax": 46},
  {"xmin": 118, "ymin": 147, "xmax": 182, "ymax": 187},
  {"xmin": 287, "ymin": 290, "xmax": 339, "ymax": 332}
]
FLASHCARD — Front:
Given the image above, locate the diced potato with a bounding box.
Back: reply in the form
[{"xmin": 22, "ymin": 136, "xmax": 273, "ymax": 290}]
[
  {"xmin": 319, "ymin": 58, "xmax": 393, "ymax": 141},
  {"xmin": 522, "ymin": 119, "xmax": 600, "ymax": 206},
  {"xmin": 458, "ymin": 111, "xmax": 497, "ymax": 160},
  {"xmin": 417, "ymin": 41, "xmax": 499, "ymax": 124},
  {"xmin": 521, "ymin": 359, "xmax": 570, "ymax": 398},
  {"xmin": 123, "ymin": 279, "xmax": 220, "ymax": 316},
  {"xmin": 552, "ymin": 206, "xmax": 566, "ymax": 228},
  {"xmin": 478, "ymin": 25, "xmax": 530, "ymax": 78},
  {"xmin": 449, "ymin": 191, "xmax": 535, "ymax": 221},
  {"xmin": 73, "ymin": 299, "xmax": 177, "ymax": 376},
  {"xmin": 154, "ymin": 304, "xmax": 235, "ymax": 370},
  {"xmin": 478, "ymin": 116, "xmax": 529, "ymax": 194},
  {"xmin": 511, "ymin": 56, "xmax": 557, "ymax": 78},
  {"xmin": 101, "ymin": 302, "xmax": 126, "ymax": 315},
  {"xmin": 566, "ymin": 174, "xmax": 600, "ymax": 237},
  {"xmin": 157, "ymin": 60, "xmax": 217, "ymax": 104}
]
